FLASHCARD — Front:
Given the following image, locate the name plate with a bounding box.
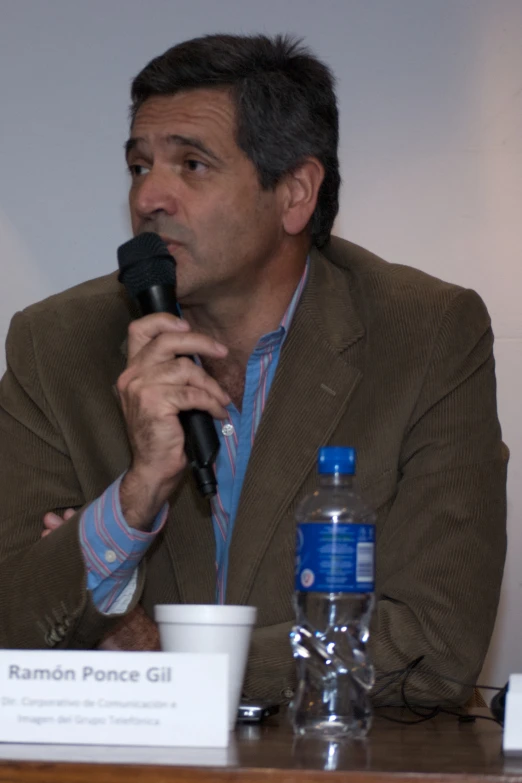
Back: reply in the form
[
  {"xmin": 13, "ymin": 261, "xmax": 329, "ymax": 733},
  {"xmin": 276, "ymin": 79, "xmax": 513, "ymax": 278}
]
[
  {"xmin": 504, "ymin": 674, "xmax": 522, "ymax": 756},
  {"xmin": 0, "ymin": 650, "xmax": 228, "ymax": 748}
]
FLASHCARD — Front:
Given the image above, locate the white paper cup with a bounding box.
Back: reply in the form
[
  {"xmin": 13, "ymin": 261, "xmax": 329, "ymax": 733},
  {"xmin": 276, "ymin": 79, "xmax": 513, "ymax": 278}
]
[{"xmin": 154, "ymin": 604, "xmax": 257, "ymax": 729}]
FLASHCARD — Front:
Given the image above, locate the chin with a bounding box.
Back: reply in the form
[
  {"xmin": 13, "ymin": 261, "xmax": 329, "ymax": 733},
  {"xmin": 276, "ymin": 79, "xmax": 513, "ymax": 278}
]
[
  {"xmin": 175, "ymin": 286, "xmax": 203, "ymax": 307},
  {"xmin": 177, "ymin": 282, "xmax": 218, "ymax": 309}
]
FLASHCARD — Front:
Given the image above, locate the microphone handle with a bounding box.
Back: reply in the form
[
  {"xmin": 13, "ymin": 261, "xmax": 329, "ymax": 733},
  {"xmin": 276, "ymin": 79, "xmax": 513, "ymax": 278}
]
[{"xmin": 134, "ymin": 284, "xmax": 219, "ymax": 498}]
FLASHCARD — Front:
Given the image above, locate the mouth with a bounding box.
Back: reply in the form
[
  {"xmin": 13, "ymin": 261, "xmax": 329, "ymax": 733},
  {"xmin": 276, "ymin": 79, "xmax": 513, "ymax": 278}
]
[{"xmin": 159, "ymin": 235, "xmax": 182, "ymax": 251}]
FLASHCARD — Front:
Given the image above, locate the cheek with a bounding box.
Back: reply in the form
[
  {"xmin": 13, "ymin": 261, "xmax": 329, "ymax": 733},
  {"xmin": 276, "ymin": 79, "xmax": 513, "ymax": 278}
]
[
  {"xmin": 224, "ymin": 181, "xmax": 280, "ymax": 231},
  {"xmin": 193, "ymin": 196, "xmax": 240, "ymax": 240}
]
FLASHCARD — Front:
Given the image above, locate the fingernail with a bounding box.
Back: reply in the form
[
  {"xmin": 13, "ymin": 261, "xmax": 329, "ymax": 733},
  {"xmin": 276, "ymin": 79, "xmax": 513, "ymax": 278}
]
[{"xmin": 215, "ymin": 342, "xmax": 228, "ymax": 354}]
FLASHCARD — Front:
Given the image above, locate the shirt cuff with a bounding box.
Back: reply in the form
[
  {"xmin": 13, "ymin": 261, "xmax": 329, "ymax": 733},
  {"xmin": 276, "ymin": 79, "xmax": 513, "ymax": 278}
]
[
  {"xmin": 79, "ymin": 473, "xmax": 168, "ymax": 612},
  {"xmin": 105, "ymin": 570, "xmax": 139, "ymax": 616}
]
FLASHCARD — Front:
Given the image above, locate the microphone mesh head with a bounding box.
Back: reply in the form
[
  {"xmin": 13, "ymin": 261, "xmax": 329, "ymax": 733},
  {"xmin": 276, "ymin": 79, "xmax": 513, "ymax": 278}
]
[{"xmin": 117, "ymin": 233, "xmax": 176, "ymax": 297}]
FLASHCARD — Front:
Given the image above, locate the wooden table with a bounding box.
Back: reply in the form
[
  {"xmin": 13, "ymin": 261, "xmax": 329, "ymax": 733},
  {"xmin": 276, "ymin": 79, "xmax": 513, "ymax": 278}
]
[{"xmin": 0, "ymin": 708, "xmax": 521, "ymax": 783}]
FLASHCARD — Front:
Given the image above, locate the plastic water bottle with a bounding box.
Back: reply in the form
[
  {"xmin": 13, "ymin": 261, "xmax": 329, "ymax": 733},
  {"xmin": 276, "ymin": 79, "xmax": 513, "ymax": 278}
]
[{"xmin": 290, "ymin": 446, "xmax": 376, "ymax": 739}]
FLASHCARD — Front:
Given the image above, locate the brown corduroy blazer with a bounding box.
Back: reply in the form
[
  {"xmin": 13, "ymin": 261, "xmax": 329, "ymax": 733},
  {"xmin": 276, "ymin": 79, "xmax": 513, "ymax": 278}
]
[{"xmin": 0, "ymin": 237, "xmax": 507, "ymax": 706}]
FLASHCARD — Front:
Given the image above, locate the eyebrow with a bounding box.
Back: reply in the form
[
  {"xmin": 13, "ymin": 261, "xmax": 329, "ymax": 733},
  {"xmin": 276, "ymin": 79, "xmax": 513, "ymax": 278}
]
[{"xmin": 124, "ymin": 134, "xmax": 222, "ymax": 163}]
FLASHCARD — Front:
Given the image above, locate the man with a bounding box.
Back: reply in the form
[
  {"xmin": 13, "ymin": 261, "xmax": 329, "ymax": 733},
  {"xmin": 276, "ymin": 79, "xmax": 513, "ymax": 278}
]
[{"xmin": 0, "ymin": 34, "xmax": 507, "ymax": 707}]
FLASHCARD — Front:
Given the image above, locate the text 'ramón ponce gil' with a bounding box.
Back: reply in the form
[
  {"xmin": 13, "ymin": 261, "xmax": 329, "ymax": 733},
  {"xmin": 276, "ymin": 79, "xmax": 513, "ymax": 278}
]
[{"xmin": 8, "ymin": 665, "xmax": 172, "ymax": 683}]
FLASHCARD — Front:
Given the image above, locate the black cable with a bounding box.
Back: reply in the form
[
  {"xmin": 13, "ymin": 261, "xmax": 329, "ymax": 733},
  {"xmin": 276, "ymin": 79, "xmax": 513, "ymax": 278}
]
[
  {"xmin": 416, "ymin": 666, "xmax": 504, "ymax": 692},
  {"xmin": 376, "ymin": 657, "xmax": 440, "ymax": 725},
  {"xmin": 398, "ymin": 658, "xmax": 440, "ymax": 723},
  {"xmin": 373, "ymin": 657, "xmax": 425, "ymax": 698},
  {"xmin": 374, "ymin": 656, "xmax": 504, "ymax": 727},
  {"xmin": 438, "ymin": 707, "xmax": 502, "ymax": 725},
  {"xmin": 375, "ymin": 662, "xmax": 419, "ymax": 681},
  {"xmin": 372, "ymin": 670, "xmax": 410, "ymax": 699},
  {"xmin": 377, "ymin": 660, "xmax": 503, "ymax": 693},
  {"xmin": 377, "ymin": 708, "xmax": 440, "ymax": 725}
]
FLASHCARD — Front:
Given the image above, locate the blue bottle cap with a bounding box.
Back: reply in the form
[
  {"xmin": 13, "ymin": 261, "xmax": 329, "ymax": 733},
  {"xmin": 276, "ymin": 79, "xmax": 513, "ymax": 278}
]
[{"xmin": 318, "ymin": 446, "xmax": 356, "ymax": 475}]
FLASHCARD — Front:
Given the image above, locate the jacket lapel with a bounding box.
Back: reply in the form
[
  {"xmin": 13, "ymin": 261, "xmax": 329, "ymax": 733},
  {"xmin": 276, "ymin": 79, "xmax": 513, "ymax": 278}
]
[{"xmin": 226, "ymin": 247, "xmax": 365, "ymax": 604}]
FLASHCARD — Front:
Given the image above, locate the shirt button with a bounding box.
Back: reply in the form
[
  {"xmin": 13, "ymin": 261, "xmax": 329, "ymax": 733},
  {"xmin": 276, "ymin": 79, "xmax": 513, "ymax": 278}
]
[
  {"xmin": 222, "ymin": 423, "xmax": 235, "ymax": 437},
  {"xmin": 282, "ymin": 687, "xmax": 295, "ymax": 700},
  {"xmin": 105, "ymin": 550, "xmax": 117, "ymax": 564}
]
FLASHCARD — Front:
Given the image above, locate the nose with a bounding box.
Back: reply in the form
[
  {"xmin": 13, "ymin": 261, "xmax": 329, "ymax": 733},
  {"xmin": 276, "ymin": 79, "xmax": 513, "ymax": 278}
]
[{"xmin": 131, "ymin": 166, "xmax": 178, "ymax": 221}]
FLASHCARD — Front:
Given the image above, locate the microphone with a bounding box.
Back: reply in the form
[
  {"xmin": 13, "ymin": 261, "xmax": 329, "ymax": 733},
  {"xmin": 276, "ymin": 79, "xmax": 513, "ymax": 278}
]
[{"xmin": 117, "ymin": 232, "xmax": 219, "ymax": 498}]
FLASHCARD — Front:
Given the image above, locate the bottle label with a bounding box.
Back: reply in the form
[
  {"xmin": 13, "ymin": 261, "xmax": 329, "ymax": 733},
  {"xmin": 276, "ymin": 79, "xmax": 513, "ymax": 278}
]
[{"xmin": 295, "ymin": 523, "xmax": 375, "ymax": 593}]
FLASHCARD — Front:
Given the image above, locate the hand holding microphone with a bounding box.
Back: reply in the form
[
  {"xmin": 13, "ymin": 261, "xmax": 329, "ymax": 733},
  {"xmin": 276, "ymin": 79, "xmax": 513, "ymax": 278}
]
[{"xmin": 116, "ymin": 233, "xmax": 229, "ymax": 531}]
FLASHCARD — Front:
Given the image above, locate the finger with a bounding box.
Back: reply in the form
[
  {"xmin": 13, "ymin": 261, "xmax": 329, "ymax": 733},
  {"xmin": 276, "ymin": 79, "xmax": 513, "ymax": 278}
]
[
  {"xmin": 121, "ymin": 358, "xmax": 231, "ymax": 408},
  {"xmin": 129, "ymin": 330, "xmax": 229, "ymax": 371},
  {"xmin": 63, "ymin": 508, "xmax": 76, "ymax": 521},
  {"xmin": 126, "ymin": 313, "xmax": 191, "ymax": 359},
  {"xmin": 167, "ymin": 385, "xmax": 231, "ymax": 420},
  {"xmin": 129, "ymin": 383, "xmax": 230, "ymax": 421},
  {"xmin": 98, "ymin": 637, "xmax": 123, "ymax": 651},
  {"xmin": 43, "ymin": 512, "xmax": 65, "ymax": 530}
]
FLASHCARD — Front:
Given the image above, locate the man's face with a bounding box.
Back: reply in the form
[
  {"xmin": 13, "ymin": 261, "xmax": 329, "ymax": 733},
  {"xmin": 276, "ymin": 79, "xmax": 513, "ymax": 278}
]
[{"xmin": 126, "ymin": 88, "xmax": 286, "ymax": 305}]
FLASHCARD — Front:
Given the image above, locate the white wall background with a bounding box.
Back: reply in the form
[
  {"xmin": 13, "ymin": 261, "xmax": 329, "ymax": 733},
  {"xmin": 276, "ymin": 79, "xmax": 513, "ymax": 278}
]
[{"xmin": 0, "ymin": 0, "xmax": 520, "ymax": 689}]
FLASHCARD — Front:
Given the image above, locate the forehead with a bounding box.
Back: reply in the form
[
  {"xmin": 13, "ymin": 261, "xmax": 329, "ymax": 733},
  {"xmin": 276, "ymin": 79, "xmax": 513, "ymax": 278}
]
[{"xmin": 130, "ymin": 88, "xmax": 237, "ymax": 152}]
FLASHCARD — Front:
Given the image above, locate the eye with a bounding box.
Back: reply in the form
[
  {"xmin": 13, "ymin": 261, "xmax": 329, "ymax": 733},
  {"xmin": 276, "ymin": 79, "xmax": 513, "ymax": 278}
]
[
  {"xmin": 128, "ymin": 164, "xmax": 150, "ymax": 178},
  {"xmin": 184, "ymin": 159, "xmax": 208, "ymax": 173}
]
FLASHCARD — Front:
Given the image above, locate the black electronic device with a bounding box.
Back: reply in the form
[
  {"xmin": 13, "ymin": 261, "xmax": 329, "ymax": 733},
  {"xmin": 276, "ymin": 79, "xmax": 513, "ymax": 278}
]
[
  {"xmin": 237, "ymin": 700, "xmax": 280, "ymax": 724},
  {"xmin": 490, "ymin": 681, "xmax": 508, "ymax": 725}
]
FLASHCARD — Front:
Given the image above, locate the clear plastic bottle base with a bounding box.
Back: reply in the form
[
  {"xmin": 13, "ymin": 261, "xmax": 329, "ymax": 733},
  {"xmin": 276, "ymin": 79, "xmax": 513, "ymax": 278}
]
[{"xmin": 292, "ymin": 714, "xmax": 372, "ymax": 741}]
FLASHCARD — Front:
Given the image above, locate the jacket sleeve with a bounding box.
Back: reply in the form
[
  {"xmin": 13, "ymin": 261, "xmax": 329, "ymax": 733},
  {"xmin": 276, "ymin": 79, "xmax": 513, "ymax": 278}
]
[
  {"xmin": 0, "ymin": 310, "xmax": 141, "ymax": 648},
  {"xmin": 370, "ymin": 288, "xmax": 507, "ymax": 705}
]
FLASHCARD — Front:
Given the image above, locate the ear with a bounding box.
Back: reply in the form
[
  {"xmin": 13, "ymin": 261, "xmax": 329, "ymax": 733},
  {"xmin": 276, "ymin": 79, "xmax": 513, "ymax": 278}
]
[{"xmin": 279, "ymin": 157, "xmax": 325, "ymax": 236}]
